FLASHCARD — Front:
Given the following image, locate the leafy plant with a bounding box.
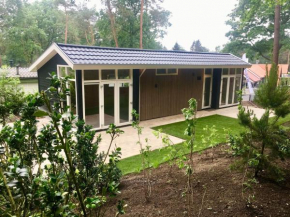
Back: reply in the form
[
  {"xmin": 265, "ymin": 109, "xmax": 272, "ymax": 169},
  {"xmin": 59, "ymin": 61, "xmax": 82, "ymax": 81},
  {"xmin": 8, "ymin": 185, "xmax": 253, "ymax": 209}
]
[
  {"xmin": 154, "ymin": 129, "xmax": 181, "ymax": 176},
  {"xmin": 200, "ymin": 125, "xmax": 219, "ymax": 161},
  {"xmin": 0, "ymin": 72, "xmax": 124, "ymax": 216},
  {"xmin": 0, "ymin": 70, "xmax": 25, "ymax": 126},
  {"xmin": 132, "ymin": 109, "xmax": 152, "ymax": 202},
  {"xmin": 181, "ymin": 98, "xmax": 198, "ymax": 216}
]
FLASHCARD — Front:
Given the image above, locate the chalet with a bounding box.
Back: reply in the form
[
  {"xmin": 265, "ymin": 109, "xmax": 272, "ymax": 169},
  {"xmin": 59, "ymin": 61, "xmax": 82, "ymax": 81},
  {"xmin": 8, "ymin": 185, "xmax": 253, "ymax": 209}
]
[{"xmin": 29, "ymin": 43, "xmax": 250, "ymax": 129}]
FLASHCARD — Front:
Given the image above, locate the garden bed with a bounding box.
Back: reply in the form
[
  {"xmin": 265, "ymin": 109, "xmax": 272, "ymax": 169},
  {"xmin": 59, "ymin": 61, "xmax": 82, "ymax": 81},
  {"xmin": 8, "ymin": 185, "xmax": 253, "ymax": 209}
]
[{"xmin": 106, "ymin": 145, "xmax": 290, "ymax": 216}]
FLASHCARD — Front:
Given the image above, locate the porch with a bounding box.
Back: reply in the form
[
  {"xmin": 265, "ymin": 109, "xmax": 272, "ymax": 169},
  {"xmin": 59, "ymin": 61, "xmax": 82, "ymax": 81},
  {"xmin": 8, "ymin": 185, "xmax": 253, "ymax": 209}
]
[{"xmin": 58, "ymin": 66, "xmax": 243, "ymax": 131}]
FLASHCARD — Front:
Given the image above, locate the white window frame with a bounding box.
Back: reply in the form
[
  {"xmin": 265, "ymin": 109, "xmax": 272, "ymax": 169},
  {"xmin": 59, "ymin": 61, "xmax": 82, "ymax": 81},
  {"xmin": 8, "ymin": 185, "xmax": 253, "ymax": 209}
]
[
  {"xmin": 219, "ymin": 68, "xmax": 242, "ymax": 108},
  {"xmin": 155, "ymin": 68, "xmax": 178, "ymax": 76},
  {"xmin": 202, "ymin": 68, "xmax": 213, "ymax": 109},
  {"xmin": 82, "ymin": 69, "xmax": 133, "ymax": 130}
]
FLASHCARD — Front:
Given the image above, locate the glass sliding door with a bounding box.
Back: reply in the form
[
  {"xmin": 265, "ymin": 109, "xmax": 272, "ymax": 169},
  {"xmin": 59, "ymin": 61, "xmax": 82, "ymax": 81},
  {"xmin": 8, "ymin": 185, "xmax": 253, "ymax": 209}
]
[
  {"xmin": 84, "ymin": 84, "xmax": 100, "ymax": 129},
  {"xmin": 103, "ymin": 83, "xmax": 115, "ymax": 126},
  {"xmin": 119, "ymin": 83, "xmax": 130, "ymax": 123}
]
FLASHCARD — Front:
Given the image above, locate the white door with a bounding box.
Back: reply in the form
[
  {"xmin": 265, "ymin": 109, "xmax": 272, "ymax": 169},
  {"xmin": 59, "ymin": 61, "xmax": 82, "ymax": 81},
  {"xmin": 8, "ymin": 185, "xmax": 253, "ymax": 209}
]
[
  {"xmin": 100, "ymin": 81, "xmax": 132, "ymax": 128},
  {"xmin": 101, "ymin": 82, "xmax": 116, "ymax": 127},
  {"xmin": 219, "ymin": 75, "xmax": 238, "ymax": 107}
]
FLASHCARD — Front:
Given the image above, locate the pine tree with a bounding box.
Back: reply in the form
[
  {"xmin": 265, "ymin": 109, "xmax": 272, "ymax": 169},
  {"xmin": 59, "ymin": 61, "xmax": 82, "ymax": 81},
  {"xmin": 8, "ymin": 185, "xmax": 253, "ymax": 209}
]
[
  {"xmin": 172, "ymin": 42, "xmax": 184, "ymax": 51},
  {"xmin": 230, "ymin": 63, "xmax": 290, "ymax": 181}
]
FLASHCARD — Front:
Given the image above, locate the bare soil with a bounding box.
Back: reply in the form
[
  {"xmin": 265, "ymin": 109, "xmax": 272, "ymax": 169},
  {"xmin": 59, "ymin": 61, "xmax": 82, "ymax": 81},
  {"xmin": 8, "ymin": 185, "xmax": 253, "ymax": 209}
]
[{"xmin": 105, "ymin": 145, "xmax": 290, "ymax": 217}]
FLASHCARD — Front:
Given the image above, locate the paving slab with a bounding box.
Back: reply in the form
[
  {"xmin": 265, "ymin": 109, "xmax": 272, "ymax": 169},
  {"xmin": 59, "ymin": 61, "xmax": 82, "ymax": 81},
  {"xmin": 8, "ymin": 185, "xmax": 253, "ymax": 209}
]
[{"xmin": 2, "ymin": 105, "xmax": 270, "ymax": 160}]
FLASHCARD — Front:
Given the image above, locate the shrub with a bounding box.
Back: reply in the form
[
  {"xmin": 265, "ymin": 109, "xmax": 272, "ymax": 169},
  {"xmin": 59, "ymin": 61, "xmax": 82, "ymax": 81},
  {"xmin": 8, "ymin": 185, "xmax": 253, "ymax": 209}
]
[
  {"xmin": 0, "ymin": 71, "xmax": 25, "ymax": 126},
  {"xmin": 0, "ymin": 72, "xmax": 124, "ymax": 216}
]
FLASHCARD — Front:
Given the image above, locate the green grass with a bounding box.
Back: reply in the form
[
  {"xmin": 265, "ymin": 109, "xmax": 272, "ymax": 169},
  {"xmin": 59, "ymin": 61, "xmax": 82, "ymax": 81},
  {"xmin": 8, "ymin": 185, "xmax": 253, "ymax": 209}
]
[
  {"xmin": 271, "ymin": 114, "xmax": 290, "ymax": 126},
  {"xmin": 152, "ymin": 114, "xmax": 244, "ymax": 141},
  {"xmin": 118, "ymin": 114, "xmax": 245, "ymax": 175}
]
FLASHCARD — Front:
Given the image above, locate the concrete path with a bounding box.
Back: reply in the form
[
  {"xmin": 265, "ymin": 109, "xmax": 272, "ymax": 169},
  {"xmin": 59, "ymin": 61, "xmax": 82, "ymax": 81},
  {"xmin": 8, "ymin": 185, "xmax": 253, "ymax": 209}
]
[
  {"xmin": 97, "ymin": 105, "xmax": 270, "ymax": 160},
  {"xmin": 17, "ymin": 105, "xmax": 270, "ymax": 160}
]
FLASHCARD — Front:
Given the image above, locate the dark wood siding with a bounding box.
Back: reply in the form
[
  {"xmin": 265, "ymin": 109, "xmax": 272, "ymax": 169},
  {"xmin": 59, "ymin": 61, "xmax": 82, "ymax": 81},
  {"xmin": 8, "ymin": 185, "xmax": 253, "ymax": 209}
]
[
  {"xmin": 37, "ymin": 54, "xmax": 67, "ymax": 92},
  {"xmin": 140, "ymin": 69, "xmax": 204, "ymax": 121}
]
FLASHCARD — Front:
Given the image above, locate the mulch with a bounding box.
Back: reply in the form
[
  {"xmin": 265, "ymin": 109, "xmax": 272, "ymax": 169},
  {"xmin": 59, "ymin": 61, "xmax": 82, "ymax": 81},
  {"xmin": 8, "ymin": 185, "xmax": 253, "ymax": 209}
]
[{"xmin": 104, "ymin": 145, "xmax": 290, "ymax": 217}]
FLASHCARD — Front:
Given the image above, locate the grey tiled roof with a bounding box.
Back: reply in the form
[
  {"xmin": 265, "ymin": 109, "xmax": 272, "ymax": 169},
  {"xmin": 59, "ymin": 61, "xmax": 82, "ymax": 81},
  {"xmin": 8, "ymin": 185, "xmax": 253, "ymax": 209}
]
[
  {"xmin": 57, "ymin": 43, "xmax": 250, "ymax": 67},
  {"xmin": 0, "ymin": 67, "xmax": 37, "ymax": 78}
]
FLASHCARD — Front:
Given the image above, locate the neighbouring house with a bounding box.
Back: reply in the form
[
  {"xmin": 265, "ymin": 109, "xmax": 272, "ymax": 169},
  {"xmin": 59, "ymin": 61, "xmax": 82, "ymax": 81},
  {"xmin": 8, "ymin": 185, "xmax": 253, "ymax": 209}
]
[
  {"xmin": 244, "ymin": 64, "xmax": 289, "ymax": 87},
  {"xmin": 29, "ymin": 43, "xmax": 250, "ymax": 129},
  {"xmin": 0, "ymin": 67, "xmax": 38, "ymax": 93}
]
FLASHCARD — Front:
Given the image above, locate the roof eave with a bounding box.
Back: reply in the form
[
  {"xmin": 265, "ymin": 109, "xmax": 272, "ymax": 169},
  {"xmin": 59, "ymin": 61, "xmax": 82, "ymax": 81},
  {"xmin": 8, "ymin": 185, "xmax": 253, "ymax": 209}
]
[
  {"xmin": 72, "ymin": 64, "xmax": 251, "ymax": 70},
  {"xmin": 29, "ymin": 43, "xmax": 74, "ymax": 72}
]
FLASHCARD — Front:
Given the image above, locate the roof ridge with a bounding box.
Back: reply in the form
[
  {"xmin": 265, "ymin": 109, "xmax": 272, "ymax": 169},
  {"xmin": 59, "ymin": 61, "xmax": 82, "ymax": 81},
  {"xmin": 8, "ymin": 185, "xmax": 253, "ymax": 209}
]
[{"xmin": 57, "ymin": 43, "xmax": 230, "ymax": 56}]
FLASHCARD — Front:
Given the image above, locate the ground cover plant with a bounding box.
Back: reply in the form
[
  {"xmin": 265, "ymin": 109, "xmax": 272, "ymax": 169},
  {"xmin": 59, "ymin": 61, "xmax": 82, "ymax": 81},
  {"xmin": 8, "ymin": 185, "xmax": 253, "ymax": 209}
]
[{"xmin": 0, "ymin": 73, "xmax": 125, "ymax": 216}]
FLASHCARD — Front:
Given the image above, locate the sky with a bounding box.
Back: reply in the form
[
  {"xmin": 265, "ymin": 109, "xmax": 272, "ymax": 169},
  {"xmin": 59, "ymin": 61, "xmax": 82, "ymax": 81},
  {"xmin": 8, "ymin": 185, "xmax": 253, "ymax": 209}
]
[
  {"xmin": 159, "ymin": 0, "xmax": 238, "ymax": 51},
  {"xmin": 82, "ymin": 0, "xmax": 239, "ymax": 51}
]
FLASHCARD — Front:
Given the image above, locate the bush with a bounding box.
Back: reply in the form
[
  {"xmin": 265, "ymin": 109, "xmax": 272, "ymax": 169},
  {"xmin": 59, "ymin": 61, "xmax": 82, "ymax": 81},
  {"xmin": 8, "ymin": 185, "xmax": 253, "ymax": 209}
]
[
  {"xmin": 0, "ymin": 72, "xmax": 124, "ymax": 216},
  {"xmin": 0, "ymin": 71, "xmax": 25, "ymax": 126}
]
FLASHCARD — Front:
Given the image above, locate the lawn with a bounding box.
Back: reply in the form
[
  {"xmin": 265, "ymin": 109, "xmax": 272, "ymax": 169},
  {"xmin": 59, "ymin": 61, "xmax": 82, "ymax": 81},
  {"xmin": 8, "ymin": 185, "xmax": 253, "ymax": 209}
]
[
  {"xmin": 118, "ymin": 114, "xmax": 245, "ymax": 175},
  {"xmin": 271, "ymin": 113, "xmax": 290, "ymax": 126}
]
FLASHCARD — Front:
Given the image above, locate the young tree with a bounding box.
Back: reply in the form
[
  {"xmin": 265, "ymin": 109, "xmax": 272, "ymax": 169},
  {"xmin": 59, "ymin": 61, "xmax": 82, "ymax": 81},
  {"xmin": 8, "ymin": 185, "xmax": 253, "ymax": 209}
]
[{"xmin": 230, "ymin": 64, "xmax": 290, "ymax": 180}]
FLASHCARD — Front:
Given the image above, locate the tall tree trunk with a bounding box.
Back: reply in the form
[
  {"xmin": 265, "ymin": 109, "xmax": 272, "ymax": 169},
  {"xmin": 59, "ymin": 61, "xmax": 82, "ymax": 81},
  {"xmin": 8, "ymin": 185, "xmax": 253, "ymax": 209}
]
[
  {"xmin": 65, "ymin": 5, "xmax": 68, "ymax": 44},
  {"xmin": 106, "ymin": 0, "xmax": 119, "ymax": 47},
  {"xmin": 273, "ymin": 2, "xmax": 281, "ymax": 65},
  {"xmin": 140, "ymin": 0, "xmax": 144, "ymax": 49}
]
